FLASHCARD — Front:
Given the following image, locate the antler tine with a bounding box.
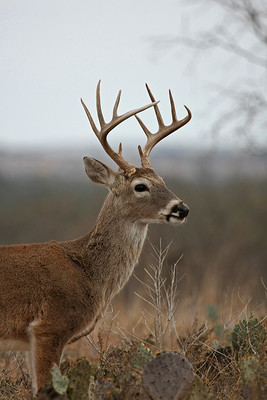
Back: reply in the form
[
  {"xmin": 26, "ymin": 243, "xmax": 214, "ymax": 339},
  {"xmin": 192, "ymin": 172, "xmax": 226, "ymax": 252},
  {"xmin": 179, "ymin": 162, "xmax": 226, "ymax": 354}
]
[
  {"xmin": 169, "ymin": 88, "xmax": 192, "ymax": 128},
  {"xmin": 169, "ymin": 89, "xmax": 177, "ymax": 122},
  {"xmin": 113, "ymin": 90, "xmax": 121, "ymax": 118},
  {"xmin": 80, "ymin": 98, "xmax": 99, "ymax": 136},
  {"xmin": 145, "ymin": 84, "xmax": 165, "ymax": 128},
  {"xmin": 136, "ymin": 85, "xmax": 192, "ymax": 169},
  {"xmin": 135, "ymin": 114, "xmax": 151, "ymax": 139},
  {"xmin": 81, "ymin": 81, "xmax": 158, "ymax": 176},
  {"xmin": 96, "ymin": 80, "xmax": 106, "ymax": 129}
]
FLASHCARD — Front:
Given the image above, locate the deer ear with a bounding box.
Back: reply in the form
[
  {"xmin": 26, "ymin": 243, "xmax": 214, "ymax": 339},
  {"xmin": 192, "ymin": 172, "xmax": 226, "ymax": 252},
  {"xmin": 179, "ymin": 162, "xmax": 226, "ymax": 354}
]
[{"xmin": 83, "ymin": 157, "xmax": 116, "ymax": 188}]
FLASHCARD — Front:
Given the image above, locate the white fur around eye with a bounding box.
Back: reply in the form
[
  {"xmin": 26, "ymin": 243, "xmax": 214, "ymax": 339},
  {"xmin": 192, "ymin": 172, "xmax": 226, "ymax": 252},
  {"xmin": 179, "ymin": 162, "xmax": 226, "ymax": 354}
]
[{"xmin": 131, "ymin": 179, "xmax": 152, "ymax": 197}]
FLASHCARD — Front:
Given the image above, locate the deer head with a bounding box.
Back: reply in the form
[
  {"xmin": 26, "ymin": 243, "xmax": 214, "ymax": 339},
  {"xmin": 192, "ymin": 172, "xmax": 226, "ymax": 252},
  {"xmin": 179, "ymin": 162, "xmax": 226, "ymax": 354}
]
[{"xmin": 81, "ymin": 81, "xmax": 191, "ymax": 226}]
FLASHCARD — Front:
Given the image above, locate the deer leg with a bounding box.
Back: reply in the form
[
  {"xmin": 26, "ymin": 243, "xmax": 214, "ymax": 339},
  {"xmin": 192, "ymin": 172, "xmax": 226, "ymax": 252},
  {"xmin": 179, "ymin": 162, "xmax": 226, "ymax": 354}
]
[{"xmin": 28, "ymin": 321, "xmax": 68, "ymax": 394}]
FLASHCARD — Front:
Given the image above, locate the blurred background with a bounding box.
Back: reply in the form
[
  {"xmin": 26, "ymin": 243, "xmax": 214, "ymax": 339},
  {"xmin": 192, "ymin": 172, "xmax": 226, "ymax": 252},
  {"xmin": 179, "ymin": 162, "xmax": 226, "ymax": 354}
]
[{"xmin": 1, "ymin": 0, "xmax": 266, "ymax": 325}]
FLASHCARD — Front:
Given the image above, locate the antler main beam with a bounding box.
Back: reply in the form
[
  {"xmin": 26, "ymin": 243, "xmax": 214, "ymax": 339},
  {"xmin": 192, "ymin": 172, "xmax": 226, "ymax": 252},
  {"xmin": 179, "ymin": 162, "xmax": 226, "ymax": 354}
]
[
  {"xmin": 136, "ymin": 84, "xmax": 192, "ymax": 169},
  {"xmin": 81, "ymin": 80, "xmax": 158, "ymax": 176}
]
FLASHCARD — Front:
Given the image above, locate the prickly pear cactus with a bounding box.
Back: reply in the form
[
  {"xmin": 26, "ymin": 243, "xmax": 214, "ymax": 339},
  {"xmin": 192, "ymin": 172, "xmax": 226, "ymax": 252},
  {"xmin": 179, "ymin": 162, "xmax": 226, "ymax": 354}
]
[
  {"xmin": 241, "ymin": 355, "xmax": 265, "ymax": 400},
  {"xmin": 142, "ymin": 352, "xmax": 194, "ymax": 400},
  {"xmin": 67, "ymin": 358, "xmax": 97, "ymax": 400},
  {"xmin": 231, "ymin": 318, "xmax": 266, "ymax": 356},
  {"xmin": 128, "ymin": 342, "xmax": 153, "ymax": 370},
  {"xmin": 50, "ymin": 364, "xmax": 69, "ymax": 395},
  {"xmin": 88, "ymin": 375, "xmax": 114, "ymax": 400},
  {"xmin": 186, "ymin": 374, "xmax": 210, "ymax": 400}
]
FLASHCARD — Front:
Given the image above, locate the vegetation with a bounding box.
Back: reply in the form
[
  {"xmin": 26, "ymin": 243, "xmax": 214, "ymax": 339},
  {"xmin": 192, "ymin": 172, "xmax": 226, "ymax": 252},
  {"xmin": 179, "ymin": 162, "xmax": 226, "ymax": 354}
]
[{"xmin": 0, "ymin": 290, "xmax": 266, "ymax": 399}]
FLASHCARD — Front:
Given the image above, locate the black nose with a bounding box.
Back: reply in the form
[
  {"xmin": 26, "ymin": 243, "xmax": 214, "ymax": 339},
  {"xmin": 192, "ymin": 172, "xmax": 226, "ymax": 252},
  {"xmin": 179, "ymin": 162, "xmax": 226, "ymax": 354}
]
[
  {"xmin": 178, "ymin": 204, "xmax": 189, "ymax": 218},
  {"xmin": 171, "ymin": 203, "xmax": 189, "ymax": 219}
]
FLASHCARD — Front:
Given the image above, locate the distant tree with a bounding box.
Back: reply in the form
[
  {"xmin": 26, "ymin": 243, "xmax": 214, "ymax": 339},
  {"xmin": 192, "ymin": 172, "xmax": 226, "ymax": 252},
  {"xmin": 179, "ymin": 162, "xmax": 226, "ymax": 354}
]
[{"xmin": 150, "ymin": 0, "xmax": 267, "ymax": 152}]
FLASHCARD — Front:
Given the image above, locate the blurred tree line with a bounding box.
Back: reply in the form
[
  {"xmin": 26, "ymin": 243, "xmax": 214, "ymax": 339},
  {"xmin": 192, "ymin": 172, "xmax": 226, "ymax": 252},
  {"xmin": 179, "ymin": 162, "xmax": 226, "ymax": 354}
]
[{"xmin": 0, "ymin": 172, "xmax": 266, "ymax": 314}]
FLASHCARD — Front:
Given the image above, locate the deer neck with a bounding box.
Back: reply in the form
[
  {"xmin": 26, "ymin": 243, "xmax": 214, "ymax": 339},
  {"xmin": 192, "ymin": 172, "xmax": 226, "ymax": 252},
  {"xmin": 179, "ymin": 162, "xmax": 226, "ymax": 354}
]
[{"xmin": 62, "ymin": 192, "xmax": 148, "ymax": 303}]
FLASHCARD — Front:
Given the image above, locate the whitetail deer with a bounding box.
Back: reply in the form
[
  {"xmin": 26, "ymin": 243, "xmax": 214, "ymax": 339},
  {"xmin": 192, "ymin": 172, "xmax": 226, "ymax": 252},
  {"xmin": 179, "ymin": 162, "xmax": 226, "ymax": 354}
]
[{"xmin": 0, "ymin": 81, "xmax": 191, "ymax": 394}]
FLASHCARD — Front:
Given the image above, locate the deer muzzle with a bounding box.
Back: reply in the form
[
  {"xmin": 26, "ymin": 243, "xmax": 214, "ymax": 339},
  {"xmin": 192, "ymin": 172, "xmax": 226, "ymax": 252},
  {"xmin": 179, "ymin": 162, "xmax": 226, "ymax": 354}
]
[{"xmin": 166, "ymin": 203, "xmax": 189, "ymax": 224}]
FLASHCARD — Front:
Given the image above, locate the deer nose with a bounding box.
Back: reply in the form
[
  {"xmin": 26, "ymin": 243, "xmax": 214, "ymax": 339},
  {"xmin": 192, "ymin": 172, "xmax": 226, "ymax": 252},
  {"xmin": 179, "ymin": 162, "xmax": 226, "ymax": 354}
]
[{"xmin": 171, "ymin": 203, "xmax": 189, "ymax": 219}]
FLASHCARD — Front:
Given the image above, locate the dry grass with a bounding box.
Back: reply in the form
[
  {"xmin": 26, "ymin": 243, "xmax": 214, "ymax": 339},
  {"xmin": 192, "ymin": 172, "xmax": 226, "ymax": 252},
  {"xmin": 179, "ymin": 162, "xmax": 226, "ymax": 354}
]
[
  {"xmin": 1, "ymin": 243, "xmax": 266, "ymax": 399},
  {"xmin": 0, "ymin": 312, "xmax": 266, "ymax": 399}
]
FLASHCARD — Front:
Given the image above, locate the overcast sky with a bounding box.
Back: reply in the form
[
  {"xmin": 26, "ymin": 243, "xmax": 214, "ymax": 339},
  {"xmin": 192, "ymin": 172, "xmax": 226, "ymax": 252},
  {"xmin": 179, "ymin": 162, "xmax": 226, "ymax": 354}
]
[{"xmin": 0, "ymin": 0, "xmax": 263, "ymax": 157}]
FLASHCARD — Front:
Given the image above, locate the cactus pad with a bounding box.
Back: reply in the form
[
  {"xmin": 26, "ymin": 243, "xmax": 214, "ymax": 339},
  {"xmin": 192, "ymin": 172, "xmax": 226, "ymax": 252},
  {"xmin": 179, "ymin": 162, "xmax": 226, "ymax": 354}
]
[
  {"xmin": 187, "ymin": 374, "xmax": 210, "ymax": 399},
  {"xmin": 231, "ymin": 318, "xmax": 266, "ymax": 356},
  {"xmin": 50, "ymin": 364, "xmax": 69, "ymax": 395},
  {"xmin": 128, "ymin": 342, "xmax": 153, "ymax": 370},
  {"xmin": 67, "ymin": 358, "xmax": 97, "ymax": 400},
  {"xmin": 241, "ymin": 356, "xmax": 265, "ymax": 400},
  {"xmin": 142, "ymin": 352, "xmax": 194, "ymax": 400}
]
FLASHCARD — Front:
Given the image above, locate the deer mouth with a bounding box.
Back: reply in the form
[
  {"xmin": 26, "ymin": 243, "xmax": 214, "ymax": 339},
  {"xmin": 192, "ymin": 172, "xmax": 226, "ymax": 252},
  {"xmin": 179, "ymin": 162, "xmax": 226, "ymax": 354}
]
[
  {"xmin": 165, "ymin": 214, "xmax": 186, "ymax": 225},
  {"xmin": 166, "ymin": 214, "xmax": 185, "ymax": 222}
]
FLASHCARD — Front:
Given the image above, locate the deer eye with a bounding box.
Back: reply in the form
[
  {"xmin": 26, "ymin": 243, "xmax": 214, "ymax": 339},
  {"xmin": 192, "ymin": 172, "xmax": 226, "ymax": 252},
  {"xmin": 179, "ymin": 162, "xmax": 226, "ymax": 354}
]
[{"xmin": 134, "ymin": 184, "xmax": 149, "ymax": 192}]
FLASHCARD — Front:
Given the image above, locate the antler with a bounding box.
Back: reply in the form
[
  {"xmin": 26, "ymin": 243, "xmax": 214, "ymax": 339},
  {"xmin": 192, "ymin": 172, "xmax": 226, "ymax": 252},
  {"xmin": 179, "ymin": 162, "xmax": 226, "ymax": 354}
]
[
  {"xmin": 136, "ymin": 84, "xmax": 192, "ymax": 169},
  {"xmin": 81, "ymin": 80, "xmax": 158, "ymax": 176}
]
